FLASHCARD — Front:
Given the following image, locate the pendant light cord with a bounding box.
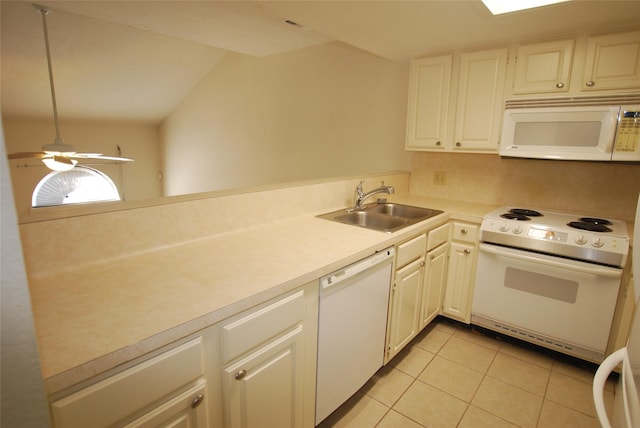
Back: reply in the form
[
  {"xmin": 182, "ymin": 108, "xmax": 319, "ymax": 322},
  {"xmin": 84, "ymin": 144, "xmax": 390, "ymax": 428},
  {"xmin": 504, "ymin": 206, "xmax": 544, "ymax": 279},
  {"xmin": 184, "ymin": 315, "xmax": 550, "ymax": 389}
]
[{"xmin": 37, "ymin": 5, "xmax": 63, "ymax": 144}]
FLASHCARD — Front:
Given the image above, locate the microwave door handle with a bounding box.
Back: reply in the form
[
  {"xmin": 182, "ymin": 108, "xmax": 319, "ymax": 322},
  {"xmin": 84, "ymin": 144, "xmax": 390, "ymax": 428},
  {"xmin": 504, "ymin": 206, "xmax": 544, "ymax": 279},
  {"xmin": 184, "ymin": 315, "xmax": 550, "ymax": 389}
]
[
  {"xmin": 478, "ymin": 244, "xmax": 622, "ymax": 278},
  {"xmin": 605, "ymin": 110, "xmax": 620, "ymax": 154}
]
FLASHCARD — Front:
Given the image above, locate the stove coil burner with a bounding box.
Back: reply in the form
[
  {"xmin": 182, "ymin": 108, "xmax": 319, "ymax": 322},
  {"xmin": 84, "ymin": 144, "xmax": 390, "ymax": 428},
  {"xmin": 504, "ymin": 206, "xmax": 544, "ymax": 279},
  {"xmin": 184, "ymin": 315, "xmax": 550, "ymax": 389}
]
[
  {"xmin": 567, "ymin": 217, "xmax": 613, "ymax": 233},
  {"xmin": 500, "ymin": 208, "xmax": 543, "ymax": 221}
]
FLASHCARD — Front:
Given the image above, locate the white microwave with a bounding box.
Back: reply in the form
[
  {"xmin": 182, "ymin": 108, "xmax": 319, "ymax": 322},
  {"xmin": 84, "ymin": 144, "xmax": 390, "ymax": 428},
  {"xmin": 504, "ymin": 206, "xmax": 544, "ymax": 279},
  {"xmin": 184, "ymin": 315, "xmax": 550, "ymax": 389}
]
[{"xmin": 500, "ymin": 97, "xmax": 640, "ymax": 162}]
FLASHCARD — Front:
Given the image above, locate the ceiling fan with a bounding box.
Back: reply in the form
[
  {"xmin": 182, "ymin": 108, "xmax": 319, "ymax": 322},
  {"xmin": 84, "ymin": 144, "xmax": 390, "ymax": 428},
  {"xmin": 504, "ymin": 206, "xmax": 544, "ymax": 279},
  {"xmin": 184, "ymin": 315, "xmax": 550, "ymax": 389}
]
[{"xmin": 8, "ymin": 4, "xmax": 133, "ymax": 171}]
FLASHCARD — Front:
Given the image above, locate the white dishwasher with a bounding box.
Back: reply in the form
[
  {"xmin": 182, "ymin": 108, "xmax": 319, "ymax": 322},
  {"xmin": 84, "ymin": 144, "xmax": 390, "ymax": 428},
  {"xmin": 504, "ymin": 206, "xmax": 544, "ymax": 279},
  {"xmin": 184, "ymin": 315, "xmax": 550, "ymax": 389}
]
[{"xmin": 315, "ymin": 247, "xmax": 394, "ymax": 425}]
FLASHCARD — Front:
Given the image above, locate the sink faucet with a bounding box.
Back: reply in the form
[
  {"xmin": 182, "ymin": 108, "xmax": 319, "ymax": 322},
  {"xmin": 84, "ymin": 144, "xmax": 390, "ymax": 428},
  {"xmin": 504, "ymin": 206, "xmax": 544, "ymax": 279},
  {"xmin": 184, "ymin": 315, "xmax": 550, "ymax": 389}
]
[{"xmin": 352, "ymin": 180, "xmax": 395, "ymax": 210}]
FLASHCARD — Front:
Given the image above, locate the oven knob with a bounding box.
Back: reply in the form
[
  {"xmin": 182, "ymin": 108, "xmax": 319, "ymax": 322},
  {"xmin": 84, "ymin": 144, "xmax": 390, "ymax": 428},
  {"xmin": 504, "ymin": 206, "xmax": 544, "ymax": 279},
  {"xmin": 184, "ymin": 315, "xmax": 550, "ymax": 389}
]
[
  {"xmin": 512, "ymin": 225, "xmax": 522, "ymax": 234},
  {"xmin": 499, "ymin": 223, "xmax": 509, "ymax": 232},
  {"xmin": 591, "ymin": 237, "xmax": 605, "ymax": 248},
  {"xmin": 575, "ymin": 235, "xmax": 587, "ymax": 245}
]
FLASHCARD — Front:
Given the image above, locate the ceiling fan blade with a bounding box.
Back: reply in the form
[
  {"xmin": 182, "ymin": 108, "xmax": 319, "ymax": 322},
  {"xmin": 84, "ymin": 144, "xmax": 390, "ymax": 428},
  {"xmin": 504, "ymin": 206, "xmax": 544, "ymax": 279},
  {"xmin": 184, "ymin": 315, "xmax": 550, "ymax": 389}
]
[
  {"xmin": 69, "ymin": 153, "xmax": 134, "ymax": 162},
  {"xmin": 6, "ymin": 6, "xmax": 136, "ymax": 167},
  {"xmin": 7, "ymin": 151, "xmax": 50, "ymax": 160}
]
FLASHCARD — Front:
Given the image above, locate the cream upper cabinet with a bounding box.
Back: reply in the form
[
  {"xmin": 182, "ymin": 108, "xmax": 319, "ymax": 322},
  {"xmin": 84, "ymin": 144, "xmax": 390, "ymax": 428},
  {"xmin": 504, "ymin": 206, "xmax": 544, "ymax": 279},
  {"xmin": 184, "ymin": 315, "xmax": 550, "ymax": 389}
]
[
  {"xmin": 406, "ymin": 48, "xmax": 507, "ymax": 153},
  {"xmin": 507, "ymin": 30, "xmax": 640, "ymax": 98},
  {"xmin": 582, "ymin": 30, "xmax": 640, "ymax": 91},
  {"xmin": 453, "ymin": 48, "xmax": 508, "ymax": 152},
  {"xmin": 513, "ymin": 39, "xmax": 574, "ymax": 94},
  {"xmin": 406, "ymin": 54, "xmax": 452, "ymax": 150}
]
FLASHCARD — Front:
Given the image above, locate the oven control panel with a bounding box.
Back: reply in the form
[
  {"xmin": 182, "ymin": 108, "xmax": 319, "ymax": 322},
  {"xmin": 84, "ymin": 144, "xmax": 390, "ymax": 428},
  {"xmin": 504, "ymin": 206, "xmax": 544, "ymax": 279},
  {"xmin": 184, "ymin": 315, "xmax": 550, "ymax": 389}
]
[
  {"xmin": 527, "ymin": 226, "xmax": 567, "ymax": 242},
  {"xmin": 480, "ymin": 217, "xmax": 629, "ymax": 267}
]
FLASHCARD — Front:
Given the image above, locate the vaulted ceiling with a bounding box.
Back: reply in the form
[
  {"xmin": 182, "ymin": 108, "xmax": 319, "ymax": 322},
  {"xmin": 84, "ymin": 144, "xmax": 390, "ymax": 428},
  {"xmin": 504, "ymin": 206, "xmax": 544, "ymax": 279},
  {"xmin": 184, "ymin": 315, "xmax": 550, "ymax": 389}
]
[{"xmin": 2, "ymin": 0, "xmax": 638, "ymax": 123}]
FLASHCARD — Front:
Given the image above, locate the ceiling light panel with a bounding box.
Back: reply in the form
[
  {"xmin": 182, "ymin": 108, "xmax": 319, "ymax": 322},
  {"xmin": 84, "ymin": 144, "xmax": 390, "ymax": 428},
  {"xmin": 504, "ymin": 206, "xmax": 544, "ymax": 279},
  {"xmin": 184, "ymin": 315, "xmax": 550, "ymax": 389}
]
[{"xmin": 481, "ymin": 0, "xmax": 570, "ymax": 15}]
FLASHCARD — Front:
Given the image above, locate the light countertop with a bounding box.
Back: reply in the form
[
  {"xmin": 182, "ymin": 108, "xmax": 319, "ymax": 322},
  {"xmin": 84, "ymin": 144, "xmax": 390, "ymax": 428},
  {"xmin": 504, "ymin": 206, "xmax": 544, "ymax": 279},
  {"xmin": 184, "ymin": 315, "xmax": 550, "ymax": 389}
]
[{"xmin": 27, "ymin": 195, "xmax": 498, "ymax": 394}]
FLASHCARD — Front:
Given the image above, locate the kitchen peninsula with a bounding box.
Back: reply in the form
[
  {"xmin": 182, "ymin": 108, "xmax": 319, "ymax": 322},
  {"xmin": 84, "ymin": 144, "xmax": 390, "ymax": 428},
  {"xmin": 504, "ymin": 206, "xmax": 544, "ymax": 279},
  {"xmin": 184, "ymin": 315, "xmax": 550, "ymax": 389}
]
[{"xmin": 21, "ymin": 172, "xmax": 499, "ymax": 426}]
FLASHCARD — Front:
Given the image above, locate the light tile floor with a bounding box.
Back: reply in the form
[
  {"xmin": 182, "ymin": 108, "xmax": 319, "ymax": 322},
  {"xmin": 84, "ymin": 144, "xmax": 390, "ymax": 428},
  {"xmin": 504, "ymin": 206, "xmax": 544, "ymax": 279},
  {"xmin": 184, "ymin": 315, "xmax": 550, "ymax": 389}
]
[{"xmin": 318, "ymin": 318, "xmax": 616, "ymax": 428}]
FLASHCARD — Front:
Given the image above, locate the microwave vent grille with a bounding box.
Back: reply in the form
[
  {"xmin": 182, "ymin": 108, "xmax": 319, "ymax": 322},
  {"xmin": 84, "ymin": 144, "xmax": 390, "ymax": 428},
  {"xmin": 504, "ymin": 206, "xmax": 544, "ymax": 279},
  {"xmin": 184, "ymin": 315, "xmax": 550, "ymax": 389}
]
[{"xmin": 505, "ymin": 95, "xmax": 640, "ymax": 109}]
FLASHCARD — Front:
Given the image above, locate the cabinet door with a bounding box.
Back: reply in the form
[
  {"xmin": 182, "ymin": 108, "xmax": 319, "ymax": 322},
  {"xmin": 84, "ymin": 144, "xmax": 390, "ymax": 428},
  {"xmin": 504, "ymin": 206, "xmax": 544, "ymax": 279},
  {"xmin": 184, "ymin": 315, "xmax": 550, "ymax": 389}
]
[
  {"xmin": 124, "ymin": 381, "xmax": 208, "ymax": 428},
  {"xmin": 420, "ymin": 243, "xmax": 448, "ymax": 329},
  {"xmin": 223, "ymin": 327, "xmax": 304, "ymax": 428},
  {"xmin": 406, "ymin": 55, "xmax": 452, "ymax": 150},
  {"xmin": 51, "ymin": 339, "xmax": 204, "ymax": 428},
  {"xmin": 386, "ymin": 258, "xmax": 424, "ymax": 360},
  {"xmin": 513, "ymin": 39, "xmax": 574, "ymax": 94},
  {"xmin": 442, "ymin": 242, "xmax": 476, "ymax": 323},
  {"xmin": 454, "ymin": 48, "xmax": 508, "ymax": 152},
  {"xmin": 583, "ymin": 30, "xmax": 640, "ymax": 91}
]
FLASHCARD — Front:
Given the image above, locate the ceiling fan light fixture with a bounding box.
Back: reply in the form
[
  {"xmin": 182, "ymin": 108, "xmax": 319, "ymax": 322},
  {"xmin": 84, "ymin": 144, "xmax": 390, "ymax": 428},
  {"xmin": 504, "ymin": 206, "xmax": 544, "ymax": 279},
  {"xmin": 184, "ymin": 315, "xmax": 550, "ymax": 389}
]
[
  {"xmin": 6, "ymin": 5, "xmax": 134, "ymax": 168},
  {"xmin": 42, "ymin": 141, "xmax": 77, "ymax": 154},
  {"xmin": 43, "ymin": 156, "xmax": 77, "ymax": 171}
]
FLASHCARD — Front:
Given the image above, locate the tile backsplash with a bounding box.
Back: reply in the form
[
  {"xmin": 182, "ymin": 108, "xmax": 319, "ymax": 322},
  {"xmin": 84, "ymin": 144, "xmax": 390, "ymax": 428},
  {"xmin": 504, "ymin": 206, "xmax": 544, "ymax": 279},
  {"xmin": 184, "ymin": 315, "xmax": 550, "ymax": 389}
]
[{"xmin": 410, "ymin": 152, "xmax": 640, "ymax": 222}]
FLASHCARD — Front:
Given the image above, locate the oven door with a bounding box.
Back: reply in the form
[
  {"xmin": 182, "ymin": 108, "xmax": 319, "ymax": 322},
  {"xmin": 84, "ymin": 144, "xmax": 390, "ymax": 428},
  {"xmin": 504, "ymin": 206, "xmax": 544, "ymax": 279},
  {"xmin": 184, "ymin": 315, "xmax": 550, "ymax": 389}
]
[{"xmin": 472, "ymin": 243, "xmax": 623, "ymax": 362}]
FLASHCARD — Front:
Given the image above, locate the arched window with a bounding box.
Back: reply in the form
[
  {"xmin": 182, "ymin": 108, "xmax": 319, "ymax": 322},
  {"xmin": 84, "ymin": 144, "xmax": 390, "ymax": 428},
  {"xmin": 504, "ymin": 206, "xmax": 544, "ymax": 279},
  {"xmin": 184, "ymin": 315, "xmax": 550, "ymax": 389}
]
[{"xmin": 32, "ymin": 166, "xmax": 121, "ymax": 207}]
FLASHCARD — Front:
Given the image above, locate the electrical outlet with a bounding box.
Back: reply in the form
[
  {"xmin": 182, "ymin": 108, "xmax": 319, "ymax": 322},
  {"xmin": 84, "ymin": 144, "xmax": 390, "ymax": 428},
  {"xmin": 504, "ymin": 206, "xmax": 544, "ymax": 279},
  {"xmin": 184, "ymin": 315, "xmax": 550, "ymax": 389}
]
[{"xmin": 433, "ymin": 171, "xmax": 447, "ymax": 185}]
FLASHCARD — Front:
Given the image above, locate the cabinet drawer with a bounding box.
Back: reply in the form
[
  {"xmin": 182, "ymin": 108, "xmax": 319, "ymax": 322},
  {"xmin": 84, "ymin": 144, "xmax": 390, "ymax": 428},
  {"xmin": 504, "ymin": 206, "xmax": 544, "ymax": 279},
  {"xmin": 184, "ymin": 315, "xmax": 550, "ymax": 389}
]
[
  {"xmin": 51, "ymin": 338, "xmax": 204, "ymax": 428},
  {"xmin": 427, "ymin": 223, "xmax": 450, "ymax": 251},
  {"xmin": 451, "ymin": 222, "xmax": 479, "ymax": 243},
  {"xmin": 222, "ymin": 290, "xmax": 305, "ymax": 363},
  {"xmin": 396, "ymin": 233, "xmax": 427, "ymax": 268}
]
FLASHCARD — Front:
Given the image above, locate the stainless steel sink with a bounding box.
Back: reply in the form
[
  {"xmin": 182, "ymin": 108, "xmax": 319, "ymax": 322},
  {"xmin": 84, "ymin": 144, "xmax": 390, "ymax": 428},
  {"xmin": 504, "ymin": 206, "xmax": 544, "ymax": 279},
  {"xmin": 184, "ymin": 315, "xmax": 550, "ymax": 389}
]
[
  {"xmin": 371, "ymin": 203, "xmax": 439, "ymax": 219},
  {"xmin": 317, "ymin": 202, "xmax": 443, "ymax": 233}
]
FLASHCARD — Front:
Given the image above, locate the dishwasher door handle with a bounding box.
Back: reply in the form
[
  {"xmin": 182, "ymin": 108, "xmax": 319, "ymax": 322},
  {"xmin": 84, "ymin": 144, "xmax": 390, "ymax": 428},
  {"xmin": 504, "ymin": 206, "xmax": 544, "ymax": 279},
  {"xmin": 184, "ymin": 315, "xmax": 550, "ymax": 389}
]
[{"xmin": 321, "ymin": 248, "xmax": 394, "ymax": 290}]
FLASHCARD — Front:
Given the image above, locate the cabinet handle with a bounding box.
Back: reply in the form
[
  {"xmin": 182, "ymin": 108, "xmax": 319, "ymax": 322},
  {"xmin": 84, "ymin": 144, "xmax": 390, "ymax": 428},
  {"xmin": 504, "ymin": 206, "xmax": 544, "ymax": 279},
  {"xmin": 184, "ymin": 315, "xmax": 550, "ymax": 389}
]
[
  {"xmin": 461, "ymin": 228, "xmax": 468, "ymax": 234},
  {"xmin": 234, "ymin": 369, "xmax": 247, "ymax": 380},
  {"xmin": 555, "ymin": 82, "xmax": 565, "ymax": 88},
  {"xmin": 430, "ymin": 254, "xmax": 435, "ymax": 260},
  {"xmin": 436, "ymin": 141, "xmax": 442, "ymax": 146},
  {"xmin": 586, "ymin": 80, "xmax": 595, "ymax": 87},
  {"xmin": 455, "ymin": 142, "xmax": 461, "ymax": 147},
  {"xmin": 464, "ymin": 249, "xmax": 471, "ymax": 254},
  {"xmin": 191, "ymin": 394, "xmax": 205, "ymax": 409},
  {"xmin": 420, "ymin": 261, "xmax": 425, "ymax": 267}
]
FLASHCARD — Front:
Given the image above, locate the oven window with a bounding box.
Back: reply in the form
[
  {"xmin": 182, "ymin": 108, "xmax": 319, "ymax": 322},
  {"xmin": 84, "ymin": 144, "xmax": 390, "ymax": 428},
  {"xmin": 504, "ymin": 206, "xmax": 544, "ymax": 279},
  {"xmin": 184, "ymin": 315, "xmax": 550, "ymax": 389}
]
[{"xmin": 504, "ymin": 267, "xmax": 578, "ymax": 303}]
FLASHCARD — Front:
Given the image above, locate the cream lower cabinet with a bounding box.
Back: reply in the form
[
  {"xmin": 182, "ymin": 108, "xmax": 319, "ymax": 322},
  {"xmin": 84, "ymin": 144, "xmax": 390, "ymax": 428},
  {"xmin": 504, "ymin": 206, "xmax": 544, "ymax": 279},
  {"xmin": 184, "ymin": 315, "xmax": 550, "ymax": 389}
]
[
  {"xmin": 387, "ymin": 256, "xmax": 425, "ymax": 360},
  {"xmin": 49, "ymin": 282, "xmax": 318, "ymax": 428},
  {"xmin": 220, "ymin": 283, "xmax": 318, "ymax": 428},
  {"xmin": 124, "ymin": 381, "xmax": 207, "ymax": 427},
  {"xmin": 442, "ymin": 221, "xmax": 480, "ymax": 323},
  {"xmin": 50, "ymin": 338, "xmax": 210, "ymax": 428},
  {"xmin": 386, "ymin": 223, "xmax": 450, "ymax": 362},
  {"xmin": 420, "ymin": 242, "xmax": 449, "ymax": 329}
]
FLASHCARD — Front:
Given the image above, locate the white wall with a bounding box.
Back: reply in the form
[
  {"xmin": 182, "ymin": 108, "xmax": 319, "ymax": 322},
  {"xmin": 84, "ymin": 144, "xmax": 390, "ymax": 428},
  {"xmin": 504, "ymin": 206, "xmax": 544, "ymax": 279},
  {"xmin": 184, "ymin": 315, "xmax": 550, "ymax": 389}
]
[
  {"xmin": 1, "ymin": 122, "xmax": 51, "ymax": 427},
  {"xmin": 160, "ymin": 42, "xmax": 412, "ymax": 196},
  {"xmin": 3, "ymin": 119, "xmax": 162, "ymax": 218}
]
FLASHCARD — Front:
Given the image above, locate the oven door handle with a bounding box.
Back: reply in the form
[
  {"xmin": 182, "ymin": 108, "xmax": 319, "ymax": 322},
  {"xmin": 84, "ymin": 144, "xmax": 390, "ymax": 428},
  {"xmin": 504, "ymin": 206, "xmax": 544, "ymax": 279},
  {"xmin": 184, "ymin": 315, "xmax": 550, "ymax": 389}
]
[{"xmin": 478, "ymin": 243, "xmax": 622, "ymax": 278}]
